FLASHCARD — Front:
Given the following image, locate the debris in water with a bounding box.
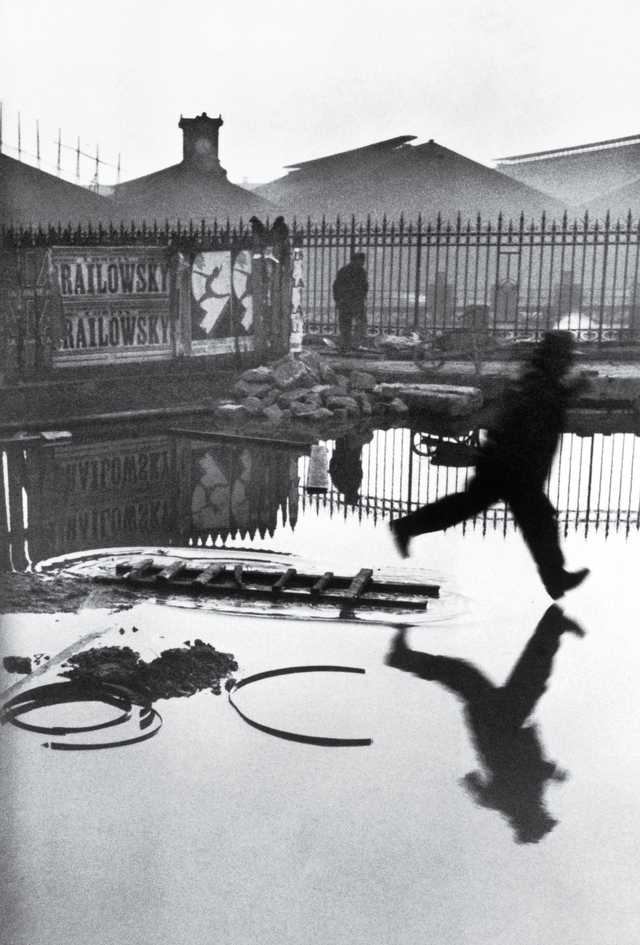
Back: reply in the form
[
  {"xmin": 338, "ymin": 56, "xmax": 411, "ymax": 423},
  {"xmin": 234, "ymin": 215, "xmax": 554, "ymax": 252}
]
[
  {"xmin": 3, "ymin": 656, "xmax": 32, "ymax": 675},
  {"xmin": 60, "ymin": 639, "xmax": 238, "ymax": 703}
]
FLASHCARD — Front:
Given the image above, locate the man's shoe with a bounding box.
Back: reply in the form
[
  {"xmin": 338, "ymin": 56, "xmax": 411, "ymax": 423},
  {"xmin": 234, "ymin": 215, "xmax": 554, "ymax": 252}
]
[
  {"xmin": 545, "ymin": 567, "xmax": 590, "ymax": 600},
  {"xmin": 390, "ymin": 520, "xmax": 410, "ymax": 559},
  {"xmin": 562, "ymin": 567, "xmax": 590, "ymax": 595}
]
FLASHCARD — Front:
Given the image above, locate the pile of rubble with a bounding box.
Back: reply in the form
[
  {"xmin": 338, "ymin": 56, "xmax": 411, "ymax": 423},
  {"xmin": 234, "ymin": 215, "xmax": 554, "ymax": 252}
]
[
  {"xmin": 214, "ymin": 350, "xmax": 408, "ymax": 426},
  {"xmin": 213, "ymin": 350, "xmax": 483, "ymax": 427}
]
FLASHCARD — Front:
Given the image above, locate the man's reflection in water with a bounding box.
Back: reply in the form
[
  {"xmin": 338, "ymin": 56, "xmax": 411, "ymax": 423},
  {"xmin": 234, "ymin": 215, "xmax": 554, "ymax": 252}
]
[
  {"xmin": 329, "ymin": 432, "xmax": 372, "ymax": 506},
  {"xmin": 386, "ymin": 605, "xmax": 584, "ymax": 843}
]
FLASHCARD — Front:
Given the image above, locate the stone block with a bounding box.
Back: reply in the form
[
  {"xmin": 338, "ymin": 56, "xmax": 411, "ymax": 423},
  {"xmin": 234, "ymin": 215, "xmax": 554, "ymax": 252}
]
[
  {"xmin": 319, "ymin": 363, "xmax": 340, "ymax": 384},
  {"xmin": 239, "ymin": 365, "xmax": 275, "ymax": 384},
  {"xmin": 278, "ymin": 388, "xmax": 315, "ymax": 407},
  {"xmin": 233, "ymin": 379, "xmax": 273, "ymax": 400},
  {"xmin": 263, "ymin": 404, "xmax": 284, "ymax": 423},
  {"xmin": 388, "ymin": 397, "xmax": 409, "ymax": 416},
  {"xmin": 214, "ymin": 403, "xmax": 248, "ymax": 422},
  {"xmin": 273, "ymin": 358, "xmax": 313, "ymax": 390},
  {"xmin": 307, "ymin": 407, "xmax": 334, "ymax": 422},
  {"xmin": 242, "ymin": 396, "xmax": 265, "ymax": 416},
  {"xmin": 261, "ymin": 388, "xmax": 281, "ymax": 406},
  {"xmin": 373, "ymin": 383, "xmax": 482, "ymax": 416},
  {"xmin": 326, "ymin": 395, "xmax": 361, "ymax": 415},
  {"xmin": 290, "ymin": 401, "xmax": 321, "ymax": 418},
  {"xmin": 349, "ymin": 370, "xmax": 377, "ymax": 391},
  {"xmin": 318, "ymin": 385, "xmax": 349, "ymax": 403},
  {"xmin": 352, "ymin": 391, "xmax": 373, "ymax": 415}
]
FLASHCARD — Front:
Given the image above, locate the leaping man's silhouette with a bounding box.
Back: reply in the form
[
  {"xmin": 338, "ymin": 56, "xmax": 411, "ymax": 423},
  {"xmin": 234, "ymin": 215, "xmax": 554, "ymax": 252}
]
[{"xmin": 391, "ymin": 331, "xmax": 589, "ymax": 599}]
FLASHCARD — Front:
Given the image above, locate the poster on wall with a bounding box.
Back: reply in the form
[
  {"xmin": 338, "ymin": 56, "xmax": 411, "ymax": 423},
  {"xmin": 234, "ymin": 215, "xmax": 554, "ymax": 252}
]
[
  {"xmin": 289, "ymin": 246, "xmax": 305, "ymax": 353},
  {"xmin": 190, "ymin": 249, "xmax": 254, "ymax": 356},
  {"xmin": 50, "ymin": 246, "xmax": 173, "ymax": 367}
]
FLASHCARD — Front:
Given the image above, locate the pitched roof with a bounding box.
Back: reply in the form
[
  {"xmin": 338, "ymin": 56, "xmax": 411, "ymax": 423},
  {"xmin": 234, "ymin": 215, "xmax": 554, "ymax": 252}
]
[
  {"xmin": 496, "ymin": 134, "xmax": 640, "ymax": 206},
  {"xmin": 113, "ymin": 162, "xmax": 275, "ymax": 224},
  {"xmin": 256, "ymin": 137, "xmax": 565, "ymax": 222},
  {"xmin": 284, "ymin": 136, "xmax": 416, "ymax": 171},
  {"xmin": 0, "ymin": 152, "xmax": 113, "ymax": 226},
  {"xmin": 256, "ymin": 136, "xmax": 414, "ymax": 210}
]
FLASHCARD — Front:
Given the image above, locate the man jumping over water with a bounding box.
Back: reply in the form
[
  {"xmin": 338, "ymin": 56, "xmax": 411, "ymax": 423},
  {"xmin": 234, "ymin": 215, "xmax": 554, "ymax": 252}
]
[{"xmin": 390, "ymin": 331, "xmax": 589, "ymax": 600}]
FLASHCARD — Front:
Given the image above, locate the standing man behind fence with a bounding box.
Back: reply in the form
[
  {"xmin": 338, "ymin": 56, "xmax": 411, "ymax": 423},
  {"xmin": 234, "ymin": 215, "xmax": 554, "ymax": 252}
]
[{"xmin": 332, "ymin": 252, "xmax": 368, "ymax": 351}]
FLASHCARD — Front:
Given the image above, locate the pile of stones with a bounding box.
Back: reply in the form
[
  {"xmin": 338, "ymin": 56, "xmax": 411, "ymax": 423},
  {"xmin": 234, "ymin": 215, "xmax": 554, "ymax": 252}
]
[{"xmin": 214, "ymin": 350, "xmax": 409, "ymax": 427}]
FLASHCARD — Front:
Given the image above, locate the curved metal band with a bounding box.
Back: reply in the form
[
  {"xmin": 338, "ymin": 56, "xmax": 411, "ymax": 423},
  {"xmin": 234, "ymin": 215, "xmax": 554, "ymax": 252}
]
[
  {"xmin": 2, "ymin": 681, "xmax": 163, "ymax": 750},
  {"xmin": 228, "ymin": 665, "xmax": 372, "ymax": 747},
  {"xmin": 2, "ymin": 681, "xmax": 133, "ymax": 735}
]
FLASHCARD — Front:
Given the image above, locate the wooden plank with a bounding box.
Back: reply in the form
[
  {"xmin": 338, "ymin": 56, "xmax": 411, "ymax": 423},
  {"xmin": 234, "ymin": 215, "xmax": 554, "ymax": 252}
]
[
  {"xmin": 271, "ymin": 568, "xmax": 297, "ymax": 593},
  {"xmin": 311, "ymin": 572, "xmax": 334, "ymax": 595},
  {"xmin": 368, "ymin": 579, "xmax": 439, "ymax": 598},
  {"xmin": 0, "ymin": 434, "xmax": 43, "ymax": 447},
  {"xmin": 156, "ymin": 560, "xmax": 187, "ymax": 583},
  {"xmin": 169, "ymin": 428, "xmax": 311, "ymax": 451},
  {"xmin": 346, "ymin": 568, "xmax": 373, "ymax": 600},
  {"xmin": 192, "ymin": 563, "xmax": 226, "ymax": 587}
]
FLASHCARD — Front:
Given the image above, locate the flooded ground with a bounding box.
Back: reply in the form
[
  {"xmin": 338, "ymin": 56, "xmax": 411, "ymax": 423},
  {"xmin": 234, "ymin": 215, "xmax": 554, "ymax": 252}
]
[{"xmin": 1, "ymin": 424, "xmax": 639, "ymax": 945}]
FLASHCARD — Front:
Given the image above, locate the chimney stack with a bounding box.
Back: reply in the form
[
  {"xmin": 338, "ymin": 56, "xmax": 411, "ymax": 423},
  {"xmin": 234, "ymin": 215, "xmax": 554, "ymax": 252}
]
[{"xmin": 178, "ymin": 112, "xmax": 226, "ymax": 175}]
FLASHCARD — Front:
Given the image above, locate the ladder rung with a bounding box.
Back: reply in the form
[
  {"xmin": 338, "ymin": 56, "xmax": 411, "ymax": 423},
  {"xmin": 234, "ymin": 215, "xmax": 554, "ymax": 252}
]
[
  {"xmin": 311, "ymin": 571, "xmax": 334, "ymax": 595},
  {"xmin": 157, "ymin": 561, "xmax": 187, "ymax": 583},
  {"xmin": 271, "ymin": 568, "xmax": 297, "ymax": 593},
  {"xmin": 346, "ymin": 568, "xmax": 373, "ymax": 599},
  {"xmin": 192, "ymin": 563, "xmax": 225, "ymax": 587},
  {"xmin": 125, "ymin": 558, "xmax": 155, "ymax": 581}
]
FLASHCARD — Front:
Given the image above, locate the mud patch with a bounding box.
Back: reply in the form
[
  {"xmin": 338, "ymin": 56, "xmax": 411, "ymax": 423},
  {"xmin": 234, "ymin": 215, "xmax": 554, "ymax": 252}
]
[
  {"xmin": 0, "ymin": 571, "xmax": 138, "ymax": 615},
  {"xmin": 59, "ymin": 640, "xmax": 238, "ymax": 702}
]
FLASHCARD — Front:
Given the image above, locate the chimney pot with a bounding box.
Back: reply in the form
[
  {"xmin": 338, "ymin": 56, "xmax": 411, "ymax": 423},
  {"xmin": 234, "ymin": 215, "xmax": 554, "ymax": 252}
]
[{"xmin": 178, "ymin": 112, "xmax": 226, "ymax": 175}]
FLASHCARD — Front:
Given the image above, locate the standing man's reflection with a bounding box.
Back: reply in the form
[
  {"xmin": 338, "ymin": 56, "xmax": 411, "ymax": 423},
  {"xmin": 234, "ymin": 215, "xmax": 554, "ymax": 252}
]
[
  {"xmin": 329, "ymin": 432, "xmax": 372, "ymax": 506},
  {"xmin": 386, "ymin": 605, "xmax": 584, "ymax": 843}
]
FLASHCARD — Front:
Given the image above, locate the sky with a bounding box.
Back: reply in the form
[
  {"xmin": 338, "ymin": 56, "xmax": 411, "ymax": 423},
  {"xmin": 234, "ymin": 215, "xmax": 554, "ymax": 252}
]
[{"xmin": 1, "ymin": 0, "xmax": 640, "ymax": 187}]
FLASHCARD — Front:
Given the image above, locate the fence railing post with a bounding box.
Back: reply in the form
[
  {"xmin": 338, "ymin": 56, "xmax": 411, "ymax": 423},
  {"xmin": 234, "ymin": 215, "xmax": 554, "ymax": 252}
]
[{"xmin": 598, "ymin": 212, "xmax": 611, "ymax": 344}]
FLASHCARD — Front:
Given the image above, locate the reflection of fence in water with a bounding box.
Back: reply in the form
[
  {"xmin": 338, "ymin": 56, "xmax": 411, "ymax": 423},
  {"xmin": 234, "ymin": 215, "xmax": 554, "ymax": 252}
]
[
  {"xmin": 300, "ymin": 429, "xmax": 640, "ymax": 536},
  {"xmin": 0, "ymin": 447, "xmax": 31, "ymax": 571},
  {"xmin": 0, "ymin": 439, "xmax": 303, "ymax": 571}
]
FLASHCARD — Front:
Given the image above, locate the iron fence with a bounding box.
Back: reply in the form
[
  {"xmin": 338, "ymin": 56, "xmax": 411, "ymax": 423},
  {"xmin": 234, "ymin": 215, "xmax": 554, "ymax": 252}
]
[
  {"xmin": 297, "ymin": 213, "xmax": 640, "ymax": 345},
  {"xmin": 3, "ymin": 213, "xmax": 640, "ymax": 369}
]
